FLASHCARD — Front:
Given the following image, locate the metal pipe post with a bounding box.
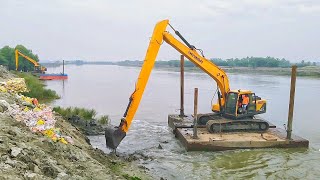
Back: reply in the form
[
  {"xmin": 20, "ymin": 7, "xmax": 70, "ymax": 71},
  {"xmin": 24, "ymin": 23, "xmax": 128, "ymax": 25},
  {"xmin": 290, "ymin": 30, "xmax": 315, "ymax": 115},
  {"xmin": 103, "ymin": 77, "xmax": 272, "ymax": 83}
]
[
  {"xmin": 287, "ymin": 65, "xmax": 297, "ymax": 140},
  {"xmin": 180, "ymin": 55, "xmax": 185, "ymax": 117},
  {"xmin": 63, "ymin": 60, "xmax": 65, "ymax": 75},
  {"xmin": 193, "ymin": 88, "xmax": 199, "ymax": 139}
]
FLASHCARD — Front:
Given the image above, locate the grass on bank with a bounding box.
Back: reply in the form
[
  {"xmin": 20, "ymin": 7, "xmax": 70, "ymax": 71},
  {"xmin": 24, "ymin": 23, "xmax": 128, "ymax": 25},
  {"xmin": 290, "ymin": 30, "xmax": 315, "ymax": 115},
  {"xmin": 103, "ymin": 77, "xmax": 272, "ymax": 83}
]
[
  {"xmin": 14, "ymin": 72, "xmax": 60, "ymax": 102},
  {"xmin": 53, "ymin": 106, "xmax": 109, "ymax": 125}
]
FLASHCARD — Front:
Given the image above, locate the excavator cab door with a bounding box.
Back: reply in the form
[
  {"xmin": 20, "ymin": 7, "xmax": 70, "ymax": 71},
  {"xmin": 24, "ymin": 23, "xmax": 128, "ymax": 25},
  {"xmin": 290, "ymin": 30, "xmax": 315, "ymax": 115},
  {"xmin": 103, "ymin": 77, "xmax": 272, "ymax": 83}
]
[
  {"xmin": 225, "ymin": 92, "xmax": 257, "ymax": 119},
  {"xmin": 236, "ymin": 93, "xmax": 257, "ymax": 118},
  {"xmin": 224, "ymin": 92, "xmax": 238, "ymax": 118}
]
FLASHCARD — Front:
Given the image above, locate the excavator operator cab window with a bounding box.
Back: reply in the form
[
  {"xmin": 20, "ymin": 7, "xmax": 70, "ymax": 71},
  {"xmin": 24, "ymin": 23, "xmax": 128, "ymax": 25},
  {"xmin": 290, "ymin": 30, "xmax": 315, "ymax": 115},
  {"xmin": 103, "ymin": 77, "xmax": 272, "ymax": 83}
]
[
  {"xmin": 237, "ymin": 93, "xmax": 256, "ymax": 116},
  {"xmin": 34, "ymin": 66, "xmax": 41, "ymax": 73}
]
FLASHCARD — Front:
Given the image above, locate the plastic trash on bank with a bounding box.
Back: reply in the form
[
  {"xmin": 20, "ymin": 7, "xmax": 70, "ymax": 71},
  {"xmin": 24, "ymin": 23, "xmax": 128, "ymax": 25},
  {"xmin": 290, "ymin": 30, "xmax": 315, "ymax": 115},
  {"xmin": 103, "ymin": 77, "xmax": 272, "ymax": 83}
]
[
  {"xmin": 0, "ymin": 78, "xmax": 71, "ymax": 145},
  {"xmin": 4, "ymin": 78, "xmax": 28, "ymax": 93}
]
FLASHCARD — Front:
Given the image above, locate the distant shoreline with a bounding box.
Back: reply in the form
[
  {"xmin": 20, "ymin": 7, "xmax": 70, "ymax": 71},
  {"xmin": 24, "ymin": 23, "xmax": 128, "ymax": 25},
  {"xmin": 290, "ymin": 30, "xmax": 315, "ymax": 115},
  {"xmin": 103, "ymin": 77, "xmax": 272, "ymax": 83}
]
[
  {"xmin": 43, "ymin": 62, "xmax": 320, "ymax": 78},
  {"xmin": 117, "ymin": 65, "xmax": 320, "ymax": 78}
]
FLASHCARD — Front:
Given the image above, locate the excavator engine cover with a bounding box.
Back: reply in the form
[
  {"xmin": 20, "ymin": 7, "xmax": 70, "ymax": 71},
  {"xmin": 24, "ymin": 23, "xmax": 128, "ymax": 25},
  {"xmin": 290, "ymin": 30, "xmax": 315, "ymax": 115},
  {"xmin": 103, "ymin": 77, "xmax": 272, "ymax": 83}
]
[{"xmin": 105, "ymin": 126, "xmax": 126, "ymax": 149}]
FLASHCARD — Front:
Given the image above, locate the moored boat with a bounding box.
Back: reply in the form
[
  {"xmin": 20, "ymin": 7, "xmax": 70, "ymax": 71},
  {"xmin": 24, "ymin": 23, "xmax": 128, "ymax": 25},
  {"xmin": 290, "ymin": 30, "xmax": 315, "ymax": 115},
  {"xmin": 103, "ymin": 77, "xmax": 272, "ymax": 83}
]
[{"xmin": 39, "ymin": 73, "xmax": 68, "ymax": 80}]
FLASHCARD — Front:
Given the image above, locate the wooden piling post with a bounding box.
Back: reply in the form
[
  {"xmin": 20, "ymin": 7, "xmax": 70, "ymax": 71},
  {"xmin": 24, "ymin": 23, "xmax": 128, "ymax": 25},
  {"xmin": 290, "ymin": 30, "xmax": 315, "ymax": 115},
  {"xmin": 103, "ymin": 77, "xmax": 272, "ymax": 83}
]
[
  {"xmin": 180, "ymin": 55, "xmax": 185, "ymax": 117},
  {"xmin": 193, "ymin": 88, "xmax": 198, "ymax": 139},
  {"xmin": 287, "ymin": 65, "xmax": 297, "ymax": 140}
]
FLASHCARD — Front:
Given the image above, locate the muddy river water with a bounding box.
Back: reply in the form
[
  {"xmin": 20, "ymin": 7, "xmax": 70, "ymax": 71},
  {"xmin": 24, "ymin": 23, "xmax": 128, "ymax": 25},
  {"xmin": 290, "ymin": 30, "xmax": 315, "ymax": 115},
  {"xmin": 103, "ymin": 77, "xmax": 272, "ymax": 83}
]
[{"xmin": 46, "ymin": 65, "xmax": 320, "ymax": 179}]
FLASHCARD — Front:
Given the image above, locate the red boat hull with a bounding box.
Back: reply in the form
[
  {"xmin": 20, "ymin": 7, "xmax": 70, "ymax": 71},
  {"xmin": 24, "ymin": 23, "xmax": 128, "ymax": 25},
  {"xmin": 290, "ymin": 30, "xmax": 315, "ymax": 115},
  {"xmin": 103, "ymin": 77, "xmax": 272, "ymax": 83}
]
[{"xmin": 39, "ymin": 74, "xmax": 68, "ymax": 80}]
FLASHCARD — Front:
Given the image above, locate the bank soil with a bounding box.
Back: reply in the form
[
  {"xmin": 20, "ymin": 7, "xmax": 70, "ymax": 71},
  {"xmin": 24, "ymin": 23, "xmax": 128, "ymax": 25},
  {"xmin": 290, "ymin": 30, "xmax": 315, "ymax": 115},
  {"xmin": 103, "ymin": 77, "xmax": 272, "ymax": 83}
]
[{"xmin": 0, "ymin": 67, "xmax": 150, "ymax": 180}]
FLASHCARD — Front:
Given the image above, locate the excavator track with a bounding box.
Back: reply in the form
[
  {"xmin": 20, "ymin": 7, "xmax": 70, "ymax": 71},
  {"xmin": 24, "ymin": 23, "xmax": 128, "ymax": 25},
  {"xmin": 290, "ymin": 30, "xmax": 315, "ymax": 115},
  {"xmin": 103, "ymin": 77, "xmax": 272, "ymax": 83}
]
[
  {"xmin": 196, "ymin": 113, "xmax": 270, "ymax": 133},
  {"xmin": 206, "ymin": 119, "xmax": 269, "ymax": 133}
]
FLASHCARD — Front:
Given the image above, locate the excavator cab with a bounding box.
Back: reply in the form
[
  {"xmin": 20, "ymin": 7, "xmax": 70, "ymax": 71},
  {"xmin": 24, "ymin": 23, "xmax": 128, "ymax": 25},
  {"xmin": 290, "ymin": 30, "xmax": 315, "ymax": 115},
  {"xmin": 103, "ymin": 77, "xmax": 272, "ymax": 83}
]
[
  {"xmin": 223, "ymin": 90, "xmax": 266, "ymax": 119},
  {"xmin": 34, "ymin": 66, "xmax": 47, "ymax": 74},
  {"xmin": 206, "ymin": 90, "xmax": 268, "ymax": 133}
]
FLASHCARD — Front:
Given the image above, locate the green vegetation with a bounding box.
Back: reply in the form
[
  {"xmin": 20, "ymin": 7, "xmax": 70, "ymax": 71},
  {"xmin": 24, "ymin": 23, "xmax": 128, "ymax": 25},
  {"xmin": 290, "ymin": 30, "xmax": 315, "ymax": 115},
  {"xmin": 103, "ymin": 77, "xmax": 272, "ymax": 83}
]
[
  {"xmin": 98, "ymin": 115, "xmax": 110, "ymax": 125},
  {"xmin": 53, "ymin": 106, "xmax": 109, "ymax": 125},
  {"xmin": 0, "ymin": 45, "xmax": 40, "ymax": 71},
  {"xmin": 223, "ymin": 66, "xmax": 320, "ymax": 77},
  {"xmin": 106, "ymin": 162, "xmax": 142, "ymax": 180},
  {"xmin": 53, "ymin": 106, "xmax": 108, "ymax": 135},
  {"xmin": 296, "ymin": 66, "xmax": 320, "ymax": 77},
  {"xmin": 54, "ymin": 106, "xmax": 94, "ymax": 120},
  {"xmin": 116, "ymin": 57, "xmax": 318, "ymax": 68},
  {"xmin": 295, "ymin": 60, "xmax": 318, "ymax": 67},
  {"xmin": 115, "ymin": 57, "xmax": 320, "ymax": 78},
  {"xmin": 122, "ymin": 174, "xmax": 142, "ymax": 180},
  {"xmin": 39, "ymin": 56, "xmax": 319, "ymax": 70},
  {"xmin": 15, "ymin": 72, "xmax": 59, "ymax": 102},
  {"xmin": 212, "ymin": 57, "xmax": 291, "ymax": 68}
]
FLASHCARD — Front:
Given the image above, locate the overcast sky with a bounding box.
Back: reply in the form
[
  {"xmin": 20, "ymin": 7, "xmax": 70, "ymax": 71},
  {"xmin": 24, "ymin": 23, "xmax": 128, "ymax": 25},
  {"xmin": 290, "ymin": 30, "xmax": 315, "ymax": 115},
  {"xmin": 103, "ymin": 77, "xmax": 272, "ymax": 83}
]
[{"xmin": 1, "ymin": 0, "xmax": 319, "ymax": 62}]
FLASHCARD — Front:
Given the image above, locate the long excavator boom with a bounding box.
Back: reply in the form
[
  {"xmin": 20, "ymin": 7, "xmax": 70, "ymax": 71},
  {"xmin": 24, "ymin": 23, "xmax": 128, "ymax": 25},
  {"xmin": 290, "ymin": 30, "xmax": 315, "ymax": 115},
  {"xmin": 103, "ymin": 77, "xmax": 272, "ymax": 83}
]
[
  {"xmin": 105, "ymin": 19, "xmax": 231, "ymax": 149},
  {"xmin": 163, "ymin": 31, "xmax": 230, "ymax": 102},
  {"xmin": 15, "ymin": 49, "xmax": 46, "ymax": 73}
]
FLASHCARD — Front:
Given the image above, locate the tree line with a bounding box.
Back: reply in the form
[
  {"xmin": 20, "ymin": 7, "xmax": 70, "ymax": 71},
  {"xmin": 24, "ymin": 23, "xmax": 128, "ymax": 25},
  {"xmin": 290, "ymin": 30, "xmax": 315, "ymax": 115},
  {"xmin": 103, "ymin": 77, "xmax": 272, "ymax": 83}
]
[
  {"xmin": 1, "ymin": 45, "xmax": 318, "ymax": 70},
  {"xmin": 0, "ymin": 45, "xmax": 40, "ymax": 71},
  {"xmin": 154, "ymin": 57, "xmax": 318, "ymax": 68},
  {"xmin": 212, "ymin": 57, "xmax": 291, "ymax": 68}
]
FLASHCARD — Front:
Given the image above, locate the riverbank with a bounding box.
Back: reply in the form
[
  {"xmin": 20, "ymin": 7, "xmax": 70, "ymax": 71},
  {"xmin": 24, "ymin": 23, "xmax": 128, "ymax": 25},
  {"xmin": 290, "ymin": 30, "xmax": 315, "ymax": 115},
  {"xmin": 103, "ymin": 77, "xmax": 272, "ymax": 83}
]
[
  {"xmin": 14, "ymin": 72, "xmax": 60, "ymax": 103},
  {"xmin": 223, "ymin": 66, "xmax": 320, "ymax": 77},
  {"xmin": 0, "ymin": 67, "xmax": 150, "ymax": 179},
  {"xmin": 53, "ymin": 106, "xmax": 107, "ymax": 136},
  {"xmin": 44, "ymin": 61, "xmax": 320, "ymax": 77},
  {"xmin": 119, "ymin": 64, "xmax": 320, "ymax": 78}
]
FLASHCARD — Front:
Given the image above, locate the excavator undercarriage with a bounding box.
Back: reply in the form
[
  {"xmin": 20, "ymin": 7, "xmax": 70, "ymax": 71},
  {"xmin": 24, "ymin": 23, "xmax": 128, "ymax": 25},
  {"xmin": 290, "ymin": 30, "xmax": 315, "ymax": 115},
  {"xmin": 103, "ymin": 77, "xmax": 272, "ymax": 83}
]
[{"xmin": 197, "ymin": 113, "xmax": 269, "ymax": 133}]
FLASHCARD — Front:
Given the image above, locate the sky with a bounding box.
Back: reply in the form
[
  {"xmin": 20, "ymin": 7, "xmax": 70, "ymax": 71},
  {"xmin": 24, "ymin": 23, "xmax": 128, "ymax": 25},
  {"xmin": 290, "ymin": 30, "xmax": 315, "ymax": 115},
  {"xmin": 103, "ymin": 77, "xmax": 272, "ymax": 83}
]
[{"xmin": 0, "ymin": 0, "xmax": 319, "ymax": 62}]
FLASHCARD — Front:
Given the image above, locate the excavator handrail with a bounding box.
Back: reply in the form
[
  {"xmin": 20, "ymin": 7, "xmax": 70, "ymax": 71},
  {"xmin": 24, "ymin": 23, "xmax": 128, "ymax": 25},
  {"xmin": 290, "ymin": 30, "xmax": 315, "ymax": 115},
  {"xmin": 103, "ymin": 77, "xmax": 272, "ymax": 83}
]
[
  {"xmin": 120, "ymin": 20, "xmax": 230, "ymax": 132},
  {"xmin": 15, "ymin": 49, "xmax": 40, "ymax": 71}
]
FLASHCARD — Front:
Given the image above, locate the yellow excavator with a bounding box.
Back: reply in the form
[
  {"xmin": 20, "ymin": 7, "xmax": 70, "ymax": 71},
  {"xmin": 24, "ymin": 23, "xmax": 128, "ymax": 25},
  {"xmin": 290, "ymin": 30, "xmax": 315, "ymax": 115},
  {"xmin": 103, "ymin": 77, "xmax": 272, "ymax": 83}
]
[
  {"xmin": 105, "ymin": 20, "xmax": 269, "ymax": 149},
  {"xmin": 15, "ymin": 49, "xmax": 47, "ymax": 73}
]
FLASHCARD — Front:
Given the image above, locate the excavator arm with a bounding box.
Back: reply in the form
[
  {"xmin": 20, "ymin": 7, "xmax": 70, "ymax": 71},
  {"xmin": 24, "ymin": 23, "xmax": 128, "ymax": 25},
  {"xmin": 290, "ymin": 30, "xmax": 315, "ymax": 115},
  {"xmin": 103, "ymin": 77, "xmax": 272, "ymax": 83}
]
[
  {"xmin": 105, "ymin": 19, "xmax": 230, "ymax": 149},
  {"xmin": 163, "ymin": 32, "xmax": 230, "ymax": 105}
]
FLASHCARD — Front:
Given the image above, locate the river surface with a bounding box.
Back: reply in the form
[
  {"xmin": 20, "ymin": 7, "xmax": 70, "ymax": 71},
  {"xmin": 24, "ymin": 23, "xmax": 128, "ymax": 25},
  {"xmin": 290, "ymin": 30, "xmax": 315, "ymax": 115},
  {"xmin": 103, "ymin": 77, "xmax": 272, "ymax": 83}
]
[{"xmin": 46, "ymin": 65, "xmax": 320, "ymax": 179}]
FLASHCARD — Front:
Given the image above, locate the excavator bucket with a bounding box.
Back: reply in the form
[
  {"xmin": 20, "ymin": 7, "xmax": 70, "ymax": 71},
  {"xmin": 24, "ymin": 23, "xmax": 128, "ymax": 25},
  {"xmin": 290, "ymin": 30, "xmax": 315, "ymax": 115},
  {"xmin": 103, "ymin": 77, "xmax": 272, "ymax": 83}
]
[{"xmin": 105, "ymin": 126, "xmax": 126, "ymax": 149}]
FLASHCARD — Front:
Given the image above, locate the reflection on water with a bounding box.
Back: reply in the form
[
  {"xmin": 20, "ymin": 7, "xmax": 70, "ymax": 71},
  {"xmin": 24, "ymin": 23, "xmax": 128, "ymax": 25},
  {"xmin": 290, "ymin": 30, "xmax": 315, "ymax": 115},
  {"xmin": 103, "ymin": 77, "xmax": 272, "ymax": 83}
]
[{"xmin": 46, "ymin": 65, "xmax": 320, "ymax": 179}]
